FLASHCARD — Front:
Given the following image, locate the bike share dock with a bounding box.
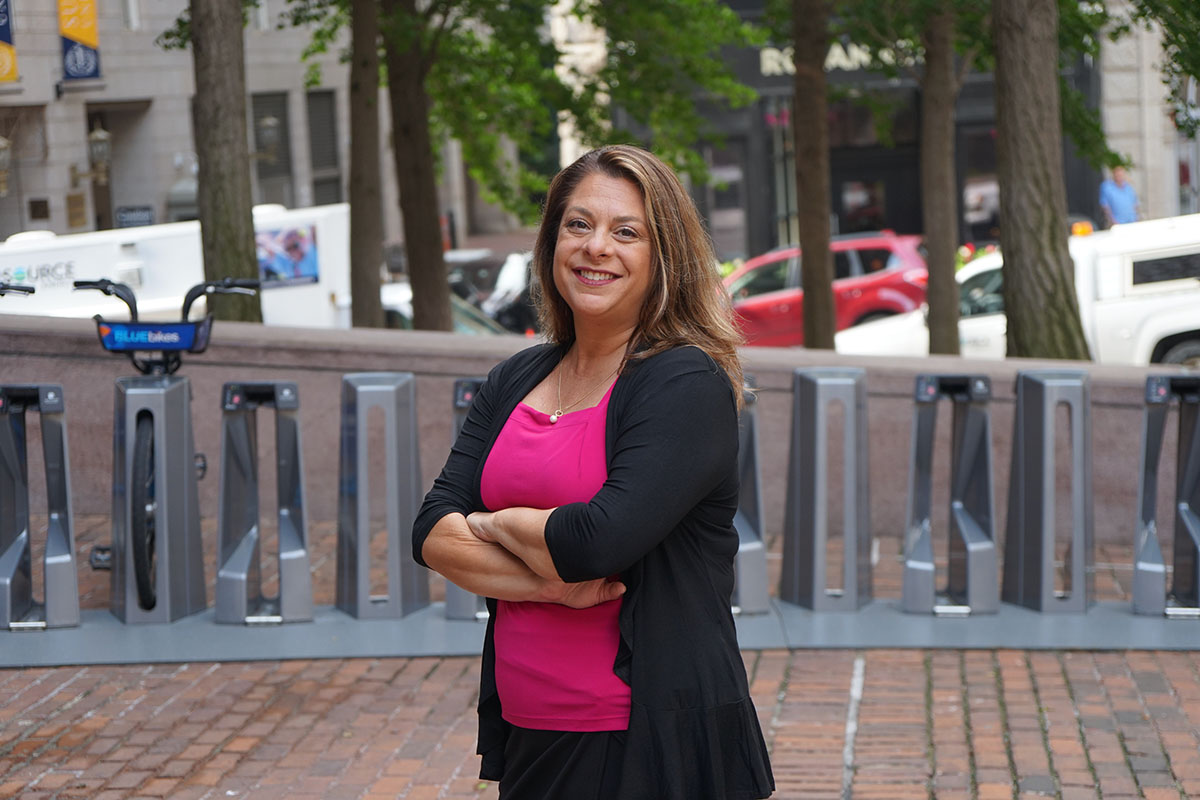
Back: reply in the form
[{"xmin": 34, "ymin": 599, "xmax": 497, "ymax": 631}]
[{"xmin": 4, "ymin": 363, "xmax": 1200, "ymax": 667}]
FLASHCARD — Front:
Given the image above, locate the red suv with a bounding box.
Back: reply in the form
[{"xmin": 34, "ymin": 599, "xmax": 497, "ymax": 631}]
[{"xmin": 724, "ymin": 231, "xmax": 928, "ymax": 347}]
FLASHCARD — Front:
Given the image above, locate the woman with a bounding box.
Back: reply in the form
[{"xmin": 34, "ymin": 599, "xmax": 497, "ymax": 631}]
[{"xmin": 413, "ymin": 145, "xmax": 774, "ymax": 799}]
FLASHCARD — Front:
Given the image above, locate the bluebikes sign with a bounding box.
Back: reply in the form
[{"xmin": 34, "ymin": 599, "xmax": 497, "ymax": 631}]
[{"xmin": 97, "ymin": 322, "xmax": 205, "ymax": 352}]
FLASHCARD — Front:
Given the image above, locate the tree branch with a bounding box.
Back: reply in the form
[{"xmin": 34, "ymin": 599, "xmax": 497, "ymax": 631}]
[
  {"xmin": 955, "ymin": 42, "xmax": 980, "ymax": 91},
  {"xmin": 423, "ymin": 1, "xmax": 462, "ymax": 76}
]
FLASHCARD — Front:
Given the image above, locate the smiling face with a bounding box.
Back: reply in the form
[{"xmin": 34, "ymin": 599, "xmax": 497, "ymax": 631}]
[{"xmin": 552, "ymin": 172, "xmax": 654, "ymax": 335}]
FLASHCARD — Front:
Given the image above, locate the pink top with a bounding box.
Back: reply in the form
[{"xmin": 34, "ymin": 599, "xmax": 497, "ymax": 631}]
[{"xmin": 479, "ymin": 381, "xmax": 630, "ymax": 731}]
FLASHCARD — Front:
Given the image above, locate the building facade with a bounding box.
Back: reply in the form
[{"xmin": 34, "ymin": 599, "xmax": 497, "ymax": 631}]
[
  {"xmin": 686, "ymin": 1, "xmax": 1193, "ymax": 264},
  {"xmin": 0, "ymin": 0, "xmax": 490, "ymax": 248},
  {"xmin": 1101, "ymin": 0, "xmax": 1199, "ymax": 220}
]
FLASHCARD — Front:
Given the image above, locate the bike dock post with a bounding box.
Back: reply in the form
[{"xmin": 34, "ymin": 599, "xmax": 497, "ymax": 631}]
[
  {"xmin": 112, "ymin": 376, "xmax": 207, "ymax": 623},
  {"xmin": 444, "ymin": 378, "xmax": 488, "ymax": 622},
  {"xmin": 732, "ymin": 379, "xmax": 769, "ymax": 615},
  {"xmin": 0, "ymin": 385, "xmax": 79, "ymax": 629},
  {"xmin": 1132, "ymin": 375, "xmax": 1200, "ymax": 617},
  {"xmin": 901, "ymin": 374, "xmax": 998, "ymax": 616},
  {"xmin": 336, "ymin": 373, "xmax": 429, "ymax": 619},
  {"xmin": 215, "ymin": 382, "xmax": 313, "ymax": 625},
  {"xmin": 1001, "ymin": 370, "xmax": 1095, "ymax": 613},
  {"xmin": 779, "ymin": 368, "xmax": 871, "ymax": 611}
]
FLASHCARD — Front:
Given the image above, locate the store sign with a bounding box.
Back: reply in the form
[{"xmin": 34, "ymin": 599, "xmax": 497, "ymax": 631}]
[
  {"xmin": 58, "ymin": 0, "xmax": 100, "ymax": 80},
  {"xmin": 115, "ymin": 206, "xmax": 155, "ymax": 228},
  {"xmin": 759, "ymin": 42, "xmax": 900, "ymax": 77}
]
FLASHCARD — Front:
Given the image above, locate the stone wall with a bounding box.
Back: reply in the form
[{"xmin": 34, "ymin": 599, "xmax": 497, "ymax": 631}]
[{"xmin": 1, "ymin": 313, "xmax": 1191, "ymax": 547}]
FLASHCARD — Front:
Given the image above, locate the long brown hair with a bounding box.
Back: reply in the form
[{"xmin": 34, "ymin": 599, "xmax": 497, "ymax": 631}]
[{"xmin": 531, "ymin": 145, "xmax": 745, "ymax": 404}]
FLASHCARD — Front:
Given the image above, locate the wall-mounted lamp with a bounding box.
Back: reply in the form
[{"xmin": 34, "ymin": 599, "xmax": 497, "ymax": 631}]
[
  {"xmin": 70, "ymin": 125, "xmax": 112, "ymax": 188},
  {"xmin": 0, "ymin": 135, "xmax": 11, "ymax": 197},
  {"xmin": 253, "ymin": 115, "xmax": 280, "ymax": 164}
]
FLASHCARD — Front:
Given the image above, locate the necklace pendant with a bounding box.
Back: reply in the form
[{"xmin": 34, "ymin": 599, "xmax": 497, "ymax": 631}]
[{"xmin": 549, "ymin": 411, "xmax": 561, "ymax": 424}]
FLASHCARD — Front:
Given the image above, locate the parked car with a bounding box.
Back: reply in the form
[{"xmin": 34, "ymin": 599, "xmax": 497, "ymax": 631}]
[
  {"xmin": 834, "ymin": 213, "xmax": 1200, "ymax": 366},
  {"xmin": 481, "ymin": 251, "xmax": 540, "ymax": 334},
  {"xmin": 723, "ymin": 231, "xmax": 928, "ymax": 346},
  {"xmin": 380, "ymin": 281, "xmax": 513, "ymax": 335}
]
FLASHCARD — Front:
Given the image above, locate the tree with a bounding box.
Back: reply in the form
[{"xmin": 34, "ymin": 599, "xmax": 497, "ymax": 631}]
[
  {"xmin": 186, "ymin": 0, "xmax": 262, "ymax": 322},
  {"xmin": 791, "ymin": 0, "xmax": 836, "ymax": 350},
  {"xmin": 993, "ymin": 0, "xmax": 1089, "ymax": 359},
  {"xmin": 363, "ymin": 0, "xmax": 758, "ymax": 331},
  {"xmin": 348, "ymin": 0, "xmax": 385, "ymax": 328},
  {"xmin": 838, "ymin": 1, "xmax": 989, "ymax": 356}
]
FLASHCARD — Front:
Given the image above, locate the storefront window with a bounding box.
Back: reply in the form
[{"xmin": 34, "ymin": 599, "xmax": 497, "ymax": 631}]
[
  {"xmin": 840, "ymin": 179, "xmax": 886, "ymax": 233},
  {"xmin": 828, "ymin": 91, "xmax": 917, "ymax": 148},
  {"xmin": 703, "ymin": 140, "xmax": 749, "ymax": 262},
  {"xmin": 961, "ymin": 126, "xmax": 1000, "ymax": 243},
  {"xmin": 765, "ymin": 95, "xmax": 798, "ymax": 247}
]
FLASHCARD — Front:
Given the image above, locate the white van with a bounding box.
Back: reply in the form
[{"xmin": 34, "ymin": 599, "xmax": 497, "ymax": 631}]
[
  {"xmin": 0, "ymin": 204, "xmax": 353, "ymax": 327},
  {"xmin": 835, "ymin": 213, "xmax": 1200, "ymax": 366}
]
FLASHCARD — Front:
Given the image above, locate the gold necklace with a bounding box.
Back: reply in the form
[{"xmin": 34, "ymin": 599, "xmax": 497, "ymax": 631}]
[{"xmin": 550, "ymin": 363, "xmax": 619, "ymax": 424}]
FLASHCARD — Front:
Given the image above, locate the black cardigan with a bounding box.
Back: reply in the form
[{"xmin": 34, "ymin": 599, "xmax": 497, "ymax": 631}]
[{"xmin": 413, "ymin": 343, "xmax": 774, "ymax": 800}]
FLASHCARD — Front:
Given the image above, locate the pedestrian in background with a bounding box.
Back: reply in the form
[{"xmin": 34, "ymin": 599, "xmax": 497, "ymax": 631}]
[
  {"xmin": 413, "ymin": 144, "xmax": 774, "ymax": 799},
  {"xmin": 1099, "ymin": 165, "xmax": 1140, "ymax": 226}
]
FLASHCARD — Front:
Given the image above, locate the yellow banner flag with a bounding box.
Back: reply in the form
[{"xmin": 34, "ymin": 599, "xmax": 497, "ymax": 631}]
[
  {"xmin": 0, "ymin": 42, "xmax": 16, "ymax": 84},
  {"xmin": 58, "ymin": 0, "xmax": 98, "ymax": 50}
]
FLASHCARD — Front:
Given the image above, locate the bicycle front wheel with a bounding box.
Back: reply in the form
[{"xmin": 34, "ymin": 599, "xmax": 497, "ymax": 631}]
[{"xmin": 130, "ymin": 413, "xmax": 157, "ymax": 610}]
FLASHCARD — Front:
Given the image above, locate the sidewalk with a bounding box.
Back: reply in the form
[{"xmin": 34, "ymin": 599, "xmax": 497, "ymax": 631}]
[{"xmin": 2, "ymin": 518, "xmax": 1199, "ymax": 799}]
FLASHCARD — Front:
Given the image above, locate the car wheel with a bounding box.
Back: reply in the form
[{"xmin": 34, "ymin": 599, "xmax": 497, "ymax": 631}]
[
  {"xmin": 854, "ymin": 311, "xmax": 893, "ymax": 326},
  {"xmin": 1161, "ymin": 339, "xmax": 1200, "ymax": 367}
]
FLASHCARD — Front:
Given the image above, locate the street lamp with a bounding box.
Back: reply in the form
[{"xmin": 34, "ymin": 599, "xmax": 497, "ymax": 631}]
[
  {"xmin": 70, "ymin": 125, "xmax": 112, "ymax": 188},
  {"xmin": 0, "ymin": 135, "xmax": 11, "ymax": 197},
  {"xmin": 253, "ymin": 115, "xmax": 280, "ymax": 164}
]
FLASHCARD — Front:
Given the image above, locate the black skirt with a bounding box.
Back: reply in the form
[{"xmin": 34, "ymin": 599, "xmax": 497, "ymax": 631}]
[{"xmin": 498, "ymin": 726, "xmax": 626, "ymax": 800}]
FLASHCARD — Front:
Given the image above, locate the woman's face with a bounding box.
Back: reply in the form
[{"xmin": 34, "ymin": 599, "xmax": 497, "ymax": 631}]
[{"xmin": 553, "ymin": 172, "xmax": 654, "ymax": 334}]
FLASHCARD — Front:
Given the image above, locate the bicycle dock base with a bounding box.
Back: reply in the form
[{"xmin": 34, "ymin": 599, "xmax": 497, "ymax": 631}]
[
  {"xmin": 215, "ymin": 382, "xmax": 313, "ymax": 625},
  {"xmin": 901, "ymin": 374, "xmax": 999, "ymax": 616},
  {"xmin": 111, "ymin": 376, "xmax": 207, "ymax": 624},
  {"xmin": 335, "ymin": 373, "xmax": 429, "ymax": 620},
  {"xmin": 1133, "ymin": 375, "xmax": 1200, "ymax": 617},
  {"xmin": 0, "ymin": 384, "xmax": 79, "ymax": 630}
]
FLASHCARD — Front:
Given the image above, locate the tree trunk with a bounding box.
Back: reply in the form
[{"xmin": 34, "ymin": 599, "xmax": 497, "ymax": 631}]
[
  {"xmin": 349, "ymin": 0, "xmax": 384, "ymax": 328},
  {"xmin": 189, "ymin": 0, "xmax": 261, "ymax": 322},
  {"xmin": 792, "ymin": 0, "xmax": 835, "ymax": 350},
  {"xmin": 381, "ymin": 0, "xmax": 452, "ymax": 331},
  {"xmin": 993, "ymin": 0, "xmax": 1090, "ymax": 360},
  {"xmin": 921, "ymin": 7, "xmax": 960, "ymax": 355}
]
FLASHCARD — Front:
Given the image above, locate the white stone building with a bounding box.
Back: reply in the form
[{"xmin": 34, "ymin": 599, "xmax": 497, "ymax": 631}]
[
  {"xmin": 0, "ymin": 0, "xmax": 494, "ymax": 246},
  {"xmin": 1100, "ymin": 4, "xmax": 1200, "ymax": 220}
]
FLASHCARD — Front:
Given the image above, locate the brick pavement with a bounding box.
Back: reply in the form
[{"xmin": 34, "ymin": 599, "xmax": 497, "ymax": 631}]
[{"xmin": 4, "ymin": 518, "xmax": 1199, "ymax": 798}]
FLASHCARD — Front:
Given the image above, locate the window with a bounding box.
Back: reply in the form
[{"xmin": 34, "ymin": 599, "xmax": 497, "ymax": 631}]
[
  {"xmin": 1132, "ymin": 252, "xmax": 1200, "ymax": 285},
  {"xmin": 856, "ymin": 248, "xmax": 896, "ymax": 274},
  {"xmin": 728, "ymin": 257, "xmax": 791, "ymax": 299},
  {"xmin": 959, "ymin": 268, "xmax": 1005, "ymax": 317},
  {"xmin": 252, "ymin": 93, "xmax": 293, "ymax": 206},
  {"xmin": 307, "ymin": 90, "xmax": 342, "ymax": 204},
  {"xmin": 833, "ymin": 251, "xmax": 855, "ymax": 280}
]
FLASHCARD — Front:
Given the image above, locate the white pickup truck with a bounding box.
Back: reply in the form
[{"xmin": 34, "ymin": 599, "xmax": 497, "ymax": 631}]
[{"xmin": 835, "ymin": 213, "xmax": 1200, "ymax": 366}]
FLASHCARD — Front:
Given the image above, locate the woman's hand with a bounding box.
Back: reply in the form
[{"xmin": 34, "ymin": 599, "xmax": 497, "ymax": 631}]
[
  {"xmin": 466, "ymin": 511, "xmax": 500, "ymax": 543},
  {"xmin": 540, "ymin": 577, "xmax": 626, "ymax": 609},
  {"xmin": 465, "ymin": 508, "xmax": 560, "ymax": 580}
]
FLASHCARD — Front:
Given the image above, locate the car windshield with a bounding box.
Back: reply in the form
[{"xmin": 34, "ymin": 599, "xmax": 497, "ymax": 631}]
[
  {"xmin": 959, "ymin": 266, "xmax": 1005, "ymax": 317},
  {"xmin": 728, "ymin": 258, "xmax": 790, "ymax": 299}
]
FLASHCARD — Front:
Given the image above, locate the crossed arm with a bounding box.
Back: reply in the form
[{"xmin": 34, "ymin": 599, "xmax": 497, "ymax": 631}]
[{"xmin": 421, "ymin": 509, "xmax": 625, "ymax": 608}]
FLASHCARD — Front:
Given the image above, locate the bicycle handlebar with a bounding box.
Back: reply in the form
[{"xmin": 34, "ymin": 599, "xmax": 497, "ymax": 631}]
[
  {"xmin": 0, "ymin": 283, "xmax": 35, "ymax": 296},
  {"xmin": 181, "ymin": 278, "xmax": 261, "ymax": 320},
  {"xmin": 73, "ymin": 279, "xmax": 139, "ymax": 320}
]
